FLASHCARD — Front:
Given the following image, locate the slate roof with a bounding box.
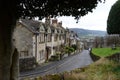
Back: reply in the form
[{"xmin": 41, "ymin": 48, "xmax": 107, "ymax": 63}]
[
  {"xmin": 18, "ymin": 19, "xmax": 65, "ymax": 34},
  {"xmin": 50, "ymin": 23, "xmax": 65, "ymax": 34},
  {"xmin": 18, "ymin": 19, "xmax": 41, "ymax": 34}
]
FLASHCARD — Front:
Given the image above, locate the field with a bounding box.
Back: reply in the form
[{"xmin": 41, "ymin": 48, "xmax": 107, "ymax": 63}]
[{"xmin": 92, "ymin": 47, "xmax": 120, "ymax": 57}]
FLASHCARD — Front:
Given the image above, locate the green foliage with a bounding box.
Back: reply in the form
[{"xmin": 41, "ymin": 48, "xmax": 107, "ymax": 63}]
[
  {"xmin": 92, "ymin": 47, "xmax": 120, "ymax": 57},
  {"xmin": 69, "ymin": 47, "xmax": 75, "ymax": 52},
  {"xmin": 64, "ymin": 46, "xmax": 69, "ymax": 53},
  {"xmin": 44, "ymin": 74, "xmax": 61, "ymax": 80},
  {"xmin": 71, "ymin": 45, "xmax": 77, "ymax": 50},
  {"xmin": 1, "ymin": 0, "xmax": 105, "ymax": 20},
  {"xmin": 49, "ymin": 55, "xmax": 59, "ymax": 61},
  {"xmin": 15, "ymin": 0, "xmax": 105, "ymax": 20},
  {"xmin": 64, "ymin": 46, "xmax": 74, "ymax": 54},
  {"xmin": 112, "ymin": 65, "xmax": 120, "ymax": 79},
  {"xmin": 107, "ymin": 0, "xmax": 120, "ymax": 34}
]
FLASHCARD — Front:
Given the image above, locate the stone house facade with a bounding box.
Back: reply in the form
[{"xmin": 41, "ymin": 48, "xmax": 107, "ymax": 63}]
[
  {"xmin": 14, "ymin": 18, "xmax": 81, "ymax": 68},
  {"xmin": 13, "ymin": 19, "xmax": 39, "ymax": 59}
]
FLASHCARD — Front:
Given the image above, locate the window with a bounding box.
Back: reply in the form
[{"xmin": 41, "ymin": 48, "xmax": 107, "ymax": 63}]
[
  {"xmin": 59, "ymin": 35, "xmax": 61, "ymax": 40},
  {"xmin": 39, "ymin": 33, "xmax": 45, "ymax": 43},
  {"xmin": 20, "ymin": 51, "xmax": 29, "ymax": 58},
  {"xmin": 61, "ymin": 35, "xmax": 64, "ymax": 40},
  {"xmin": 47, "ymin": 34, "xmax": 52, "ymax": 42},
  {"xmin": 54, "ymin": 34, "xmax": 58, "ymax": 41},
  {"xmin": 39, "ymin": 50, "xmax": 44, "ymax": 60},
  {"xmin": 67, "ymin": 38, "xmax": 69, "ymax": 43},
  {"xmin": 40, "ymin": 25, "xmax": 45, "ymax": 32}
]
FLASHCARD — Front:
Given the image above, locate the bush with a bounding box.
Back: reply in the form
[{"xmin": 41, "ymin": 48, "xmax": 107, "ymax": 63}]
[
  {"xmin": 71, "ymin": 45, "xmax": 77, "ymax": 50},
  {"xmin": 43, "ymin": 74, "xmax": 61, "ymax": 80},
  {"xmin": 36, "ymin": 77, "xmax": 42, "ymax": 80},
  {"xmin": 49, "ymin": 55, "xmax": 59, "ymax": 61}
]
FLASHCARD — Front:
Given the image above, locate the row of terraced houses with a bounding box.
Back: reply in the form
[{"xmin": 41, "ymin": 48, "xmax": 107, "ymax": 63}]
[{"xmin": 13, "ymin": 17, "xmax": 84, "ymax": 71}]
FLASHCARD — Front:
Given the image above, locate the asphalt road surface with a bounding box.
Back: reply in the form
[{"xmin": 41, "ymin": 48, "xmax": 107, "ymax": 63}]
[{"xmin": 20, "ymin": 50, "xmax": 93, "ymax": 79}]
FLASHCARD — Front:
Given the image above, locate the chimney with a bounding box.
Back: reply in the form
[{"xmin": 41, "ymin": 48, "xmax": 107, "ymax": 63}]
[
  {"xmin": 58, "ymin": 21, "xmax": 62, "ymax": 26},
  {"xmin": 45, "ymin": 16, "xmax": 51, "ymax": 25},
  {"xmin": 52, "ymin": 19, "xmax": 58, "ymax": 24}
]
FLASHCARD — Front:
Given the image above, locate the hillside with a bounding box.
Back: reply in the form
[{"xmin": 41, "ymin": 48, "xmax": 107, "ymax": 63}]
[{"xmin": 70, "ymin": 28, "xmax": 107, "ymax": 38}]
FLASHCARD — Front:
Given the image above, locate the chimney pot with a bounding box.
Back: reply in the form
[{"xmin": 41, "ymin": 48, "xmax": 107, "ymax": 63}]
[{"xmin": 52, "ymin": 19, "xmax": 58, "ymax": 24}]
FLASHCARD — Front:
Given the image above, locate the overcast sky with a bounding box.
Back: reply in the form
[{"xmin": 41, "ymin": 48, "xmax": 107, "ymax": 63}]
[{"xmin": 56, "ymin": 0, "xmax": 117, "ymax": 31}]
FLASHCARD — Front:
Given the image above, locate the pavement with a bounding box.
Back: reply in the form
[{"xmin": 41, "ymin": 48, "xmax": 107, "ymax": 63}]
[{"xmin": 20, "ymin": 50, "xmax": 93, "ymax": 79}]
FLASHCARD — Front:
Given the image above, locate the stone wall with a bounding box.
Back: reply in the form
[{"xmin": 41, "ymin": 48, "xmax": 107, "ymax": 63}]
[
  {"xmin": 107, "ymin": 53, "xmax": 120, "ymax": 62},
  {"xmin": 89, "ymin": 48, "xmax": 100, "ymax": 62},
  {"xmin": 19, "ymin": 57, "xmax": 36, "ymax": 72},
  {"xmin": 13, "ymin": 23, "xmax": 34, "ymax": 58},
  {"xmin": 89, "ymin": 48, "xmax": 120, "ymax": 62}
]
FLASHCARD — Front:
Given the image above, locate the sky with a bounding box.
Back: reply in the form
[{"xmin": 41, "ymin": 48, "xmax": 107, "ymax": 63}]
[{"xmin": 55, "ymin": 0, "xmax": 117, "ymax": 31}]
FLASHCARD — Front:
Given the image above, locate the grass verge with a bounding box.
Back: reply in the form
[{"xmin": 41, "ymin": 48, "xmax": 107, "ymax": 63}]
[
  {"xmin": 92, "ymin": 47, "xmax": 120, "ymax": 57},
  {"xmin": 63, "ymin": 58, "xmax": 120, "ymax": 80}
]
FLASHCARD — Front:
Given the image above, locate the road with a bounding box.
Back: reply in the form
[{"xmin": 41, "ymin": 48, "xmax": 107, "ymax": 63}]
[{"xmin": 20, "ymin": 50, "xmax": 93, "ymax": 79}]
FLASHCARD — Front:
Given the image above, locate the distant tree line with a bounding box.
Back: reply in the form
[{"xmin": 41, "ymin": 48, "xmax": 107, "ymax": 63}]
[{"xmin": 94, "ymin": 35, "xmax": 120, "ymax": 48}]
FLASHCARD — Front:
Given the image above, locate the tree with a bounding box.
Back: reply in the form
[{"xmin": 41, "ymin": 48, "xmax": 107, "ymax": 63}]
[
  {"xmin": 0, "ymin": 0, "xmax": 105, "ymax": 80},
  {"xmin": 107, "ymin": 0, "xmax": 120, "ymax": 34},
  {"xmin": 105, "ymin": 35, "xmax": 120, "ymax": 47},
  {"xmin": 94, "ymin": 36, "xmax": 101, "ymax": 48}
]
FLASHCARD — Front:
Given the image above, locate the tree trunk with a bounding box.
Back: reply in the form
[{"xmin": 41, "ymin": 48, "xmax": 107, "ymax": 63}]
[
  {"xmin": 0, "ymin": 26, "xmax": 10, "ymax": 80},
  {"xmin": 0, "ymin": 0, "xmax": 19, "ymax": 80},
  {"xmin": 0, "ymin": 24, "xmax": 19, "ymax": 80},
  {"xmin": 10, "ymin": 49, "xmax": 19, "ymax": 80},
  {"xmin": 0, "ymin": 12, "xmax": 18, "ymax": 80}
]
